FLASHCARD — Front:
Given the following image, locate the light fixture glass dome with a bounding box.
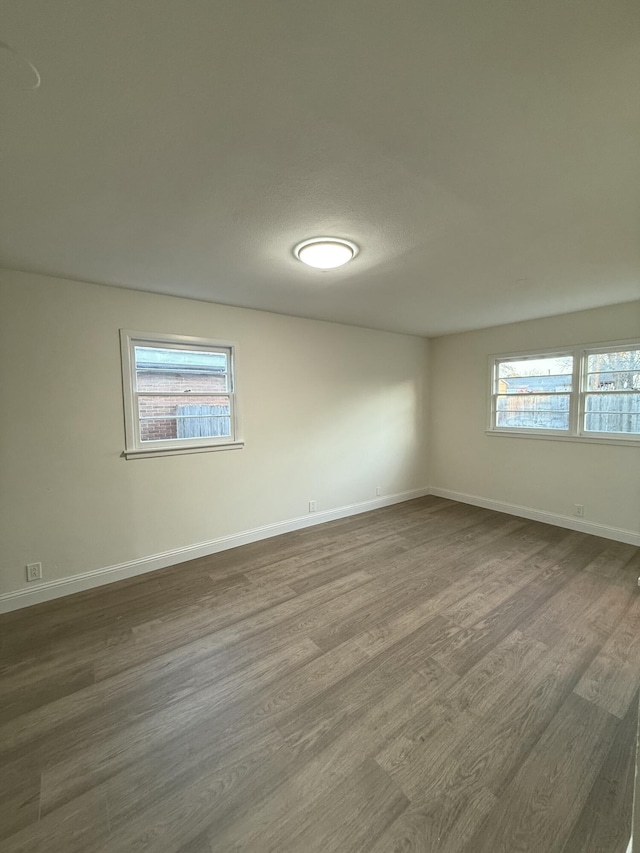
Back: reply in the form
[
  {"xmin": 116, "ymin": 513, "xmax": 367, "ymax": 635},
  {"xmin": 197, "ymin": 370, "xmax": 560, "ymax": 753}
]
[{"xmin": 293, "ymin": 237, "xmax": 359, "ymax": 270}]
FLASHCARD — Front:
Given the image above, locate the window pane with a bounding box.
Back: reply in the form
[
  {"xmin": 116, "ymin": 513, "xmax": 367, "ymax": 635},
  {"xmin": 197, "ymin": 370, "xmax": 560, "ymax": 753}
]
[
  {"xmin": 496, "ymin": 394, "xmax": 570, "ymax": 430},
  {"xmin": 584, "ymin": 393, "xmax": 640, "ymax": 435},
  {"xmin": 587, "ymin": 349, "xmax": 640, "ymax": 374},
  {"xmin": 586, "ymin": 349, "xmax": 640, "ymax": 392},
  {"xmin": 135, "ymin": 346, "xmax": 229, "ymax": 393},
  {"xmin": 138, "ymin": 395, "xmax": 231, "ymax": 442},
  {"xmin": 140, "ymin": 416, "xmax": 232, "ymax": 442},
  {"xmin": 497, "ymin": 356, "xmax": 573, "ymax": 394},
  {"xmin": 498, "ymin": 373, "xmax": 574, "ymax": 394},
  {"xmin": 586, "ymin": 371, "xmax": 640, "ymax": 391}
]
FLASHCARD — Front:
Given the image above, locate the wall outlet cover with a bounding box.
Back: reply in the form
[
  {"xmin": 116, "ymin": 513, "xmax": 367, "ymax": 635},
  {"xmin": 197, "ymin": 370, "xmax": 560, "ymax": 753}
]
[{"xmin": 26, "ymin": 562, "xmax": 42, "ymax": 582}]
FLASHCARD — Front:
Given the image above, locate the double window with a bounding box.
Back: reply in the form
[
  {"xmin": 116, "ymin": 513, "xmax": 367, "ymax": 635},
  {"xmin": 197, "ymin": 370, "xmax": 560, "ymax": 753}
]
[
  {"xmin": 489, "ymin": 340, "xmax": 640, "ymax": 443},
  {"xmin": 120, "ymin": 331, "xmax": 242, "ymax": 458}
]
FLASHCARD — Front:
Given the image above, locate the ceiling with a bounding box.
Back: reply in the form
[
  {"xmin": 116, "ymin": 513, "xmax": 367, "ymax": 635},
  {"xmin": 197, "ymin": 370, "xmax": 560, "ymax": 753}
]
[{"xmin": 1, "ymin": 1, "xmax": 639, "ymax": 336}]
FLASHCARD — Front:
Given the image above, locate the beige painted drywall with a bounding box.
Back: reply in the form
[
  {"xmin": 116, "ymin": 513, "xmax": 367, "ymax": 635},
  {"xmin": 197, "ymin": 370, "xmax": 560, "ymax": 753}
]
[
  {"xmin": 429, "ymin": 302, "xmax": 640, "ymax": 536},
  {"xmin": 0, "ymin": 270, "xmax": 429, "ymax": 596}
]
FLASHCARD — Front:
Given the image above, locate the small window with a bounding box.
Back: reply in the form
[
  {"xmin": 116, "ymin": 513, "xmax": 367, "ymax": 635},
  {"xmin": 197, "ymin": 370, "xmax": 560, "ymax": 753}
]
[
  {"xmin": 120, "ymin": 331, "xmax": 243, "ymax": 458},
  {"xmin": 582, "ymin": 346, "xmax": 640, "ymax": 437},
  {"xmin": 491, "ymin": 353, "xmax": 574, "ymax": 433}
]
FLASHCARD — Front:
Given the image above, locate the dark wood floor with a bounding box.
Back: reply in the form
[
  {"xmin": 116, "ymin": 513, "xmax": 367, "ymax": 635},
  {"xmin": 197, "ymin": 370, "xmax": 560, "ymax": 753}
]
[{"xmin": 1, "ymin": 497, "xmax": 638, "ymax": 853}]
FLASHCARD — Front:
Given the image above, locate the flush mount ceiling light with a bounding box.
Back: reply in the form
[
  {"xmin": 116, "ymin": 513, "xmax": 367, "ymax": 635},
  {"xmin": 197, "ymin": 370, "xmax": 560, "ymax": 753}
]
[{"xmin": 293, "ymin": 237, "xmax": 359, "ymax": 270}]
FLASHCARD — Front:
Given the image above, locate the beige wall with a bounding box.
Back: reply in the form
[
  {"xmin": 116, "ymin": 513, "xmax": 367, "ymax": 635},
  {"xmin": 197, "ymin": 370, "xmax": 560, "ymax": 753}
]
[
  {"xmin": 2, "ymin": 269, "xmax": 637, "ymax": 602},
  {"xmin": 0, "ymin": 270, "xmax": 429, "ymax": 596},
  {"xmin": 428, "ymin": 302, "xmax": 640, "ymax": 537}
]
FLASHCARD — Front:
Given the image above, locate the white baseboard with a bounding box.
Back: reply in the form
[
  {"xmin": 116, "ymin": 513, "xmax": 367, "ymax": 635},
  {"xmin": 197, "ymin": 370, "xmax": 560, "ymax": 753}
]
[
  {"xmin": 429, "ymin": 487, "xmax": 640, "ymax": 547},
  {"xmin": 3, "ymin": 485, "xmax": 637, "ymax": 613},
  {"xmin": 0, "ymin": 488, "xmax": 430, "ymax": 613}
]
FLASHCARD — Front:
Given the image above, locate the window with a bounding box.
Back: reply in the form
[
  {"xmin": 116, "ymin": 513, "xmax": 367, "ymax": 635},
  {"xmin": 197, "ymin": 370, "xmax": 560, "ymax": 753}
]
[
  {"xmin": 493, "ymin": 353, "xmax": 574, "ymax": 433},
  {"xmin": 489, "ymin": 340, "xmax": 640, "ymax": 444},
  {"xmin": 583, "ymin": 345, "xmax": 640, "ymax": 437},
  {"xmin": 120, "ymin": 331, "xmax": 242, "ymax": 458}
]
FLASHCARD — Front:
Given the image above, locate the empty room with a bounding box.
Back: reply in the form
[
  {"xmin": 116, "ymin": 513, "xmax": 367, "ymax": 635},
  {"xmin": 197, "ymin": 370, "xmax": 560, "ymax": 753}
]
[{"xmin": 1, "ymin": 2, "xmax": 639, "ymax": 852}]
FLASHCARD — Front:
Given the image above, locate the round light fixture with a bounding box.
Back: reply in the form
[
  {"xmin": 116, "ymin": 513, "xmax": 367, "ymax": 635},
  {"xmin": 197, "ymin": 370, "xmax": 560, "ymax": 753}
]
[{"xmin": 293, "ymin": 237, "xmax": 359, "ymax": 270}]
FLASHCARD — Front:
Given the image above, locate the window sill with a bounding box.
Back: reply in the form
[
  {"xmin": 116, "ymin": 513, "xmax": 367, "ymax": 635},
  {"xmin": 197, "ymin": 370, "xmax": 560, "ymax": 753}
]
[
  {"xmin": 123, "ymin": 441, "xmax": 245, "ymax": 459},
  {"xmin": 486, "ymin": 430, "xmax": 640, "ymax": 448}
]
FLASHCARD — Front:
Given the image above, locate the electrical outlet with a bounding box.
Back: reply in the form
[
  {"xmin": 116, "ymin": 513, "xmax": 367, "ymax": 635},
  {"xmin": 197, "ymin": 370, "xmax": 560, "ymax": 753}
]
[
  {"xmin": 574, "ymin": 504, "xmax": 584, "ymax": 518},
  {"xmin": 376, "ymin": 486, "xmax": 382, "ymax": 496},
  {"xmin": 309, "ymin": 500, "xmax": 316, "ymax": 513},
  {"xmin": 26, "ymin": 562, "xmax": 42, "ymax": 582}
]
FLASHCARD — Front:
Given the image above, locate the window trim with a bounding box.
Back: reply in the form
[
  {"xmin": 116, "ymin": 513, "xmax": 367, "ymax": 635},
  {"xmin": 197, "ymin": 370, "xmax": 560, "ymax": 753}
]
[
  {"xmin": 487, "ymin": 338, "xmax": 640, "ymax": 446},
  {"xmin": 120, "ymin": 330, "xmax": 244, "ymax": 459}
]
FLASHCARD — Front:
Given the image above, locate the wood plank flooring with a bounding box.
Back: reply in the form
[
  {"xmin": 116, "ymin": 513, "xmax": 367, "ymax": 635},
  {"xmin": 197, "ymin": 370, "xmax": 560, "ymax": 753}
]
[{"xmin": 0, "ymin": 496, "xmax": 638, "ymax": 853}]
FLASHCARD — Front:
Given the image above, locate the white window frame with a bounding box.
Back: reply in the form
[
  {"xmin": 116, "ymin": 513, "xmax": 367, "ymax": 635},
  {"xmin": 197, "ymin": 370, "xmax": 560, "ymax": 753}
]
[
  {"xmin": 490, "ymin": 349, "xmax": 577, "ymax": 438},
  {"xmin": 120, "ymin": 330, "xmax": 243, "ymax": 459},
  {"xmin": 579, "ymin": 342, "xmax": 640, "ymax": 442},
  {"xmin": 487, "ymin": 338, "xmax": 640, "ymax": 447}
]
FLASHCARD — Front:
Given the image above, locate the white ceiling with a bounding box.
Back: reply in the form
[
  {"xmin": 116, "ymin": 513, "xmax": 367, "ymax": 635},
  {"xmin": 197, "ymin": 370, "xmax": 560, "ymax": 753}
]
[{"xmin": 1, "ymin": 1, "xmax": 639, "ymax": 336}]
